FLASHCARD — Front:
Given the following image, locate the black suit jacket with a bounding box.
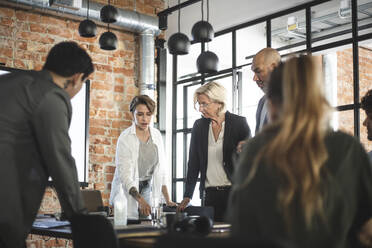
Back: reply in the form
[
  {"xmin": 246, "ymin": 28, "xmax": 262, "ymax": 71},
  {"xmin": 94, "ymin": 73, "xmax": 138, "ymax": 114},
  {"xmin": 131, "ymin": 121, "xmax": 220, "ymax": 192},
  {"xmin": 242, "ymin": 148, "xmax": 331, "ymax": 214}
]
[
  {"xmin": 184, "ymin": 111, "xmax": 251, "ymax": 199},
  {"xmin": 255, "ymin": 95, "xmax": 268, "ymax": 134}
]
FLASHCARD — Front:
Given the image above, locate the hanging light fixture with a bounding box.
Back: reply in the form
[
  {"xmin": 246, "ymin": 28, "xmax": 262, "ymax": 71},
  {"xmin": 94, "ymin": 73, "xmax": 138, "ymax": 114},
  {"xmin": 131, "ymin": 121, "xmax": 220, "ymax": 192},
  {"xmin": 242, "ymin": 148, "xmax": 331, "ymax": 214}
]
[
  {"xmin": 191, "ymin": 0, "xmax": 214, "ymax": 43},
  {"xmin": 100, "ymin": 0, "xmax": 118, "ymax": 23},
  {"xmin": 197, "ymin": 51, "xmax": 218, "ymax": 73},
  {"xmin": 99, "ymin": 24, "xmax": 118, "ymax": 50},
  {"xmin": 196, "ymin": 0, "xmax": 218, "ymax": 74},
  {"xmin": 167, "ymin": 0, "xmax": 190, "ymax": 55},
  {"xmin": 78, "ymin": 0, "xmax": 97, "ymax": 38}
]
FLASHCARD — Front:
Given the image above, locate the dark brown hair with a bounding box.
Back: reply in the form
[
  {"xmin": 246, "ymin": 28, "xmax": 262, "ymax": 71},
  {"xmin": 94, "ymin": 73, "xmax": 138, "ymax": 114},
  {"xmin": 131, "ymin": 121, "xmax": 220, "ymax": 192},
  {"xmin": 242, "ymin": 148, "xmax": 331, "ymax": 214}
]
[
  {"xmin": 361, "ymin": 90, "xmax": 372, "ymax": 114},
  {"xmin": 129, "ymin": 95, "xmax": 156, "ymax": 113}
]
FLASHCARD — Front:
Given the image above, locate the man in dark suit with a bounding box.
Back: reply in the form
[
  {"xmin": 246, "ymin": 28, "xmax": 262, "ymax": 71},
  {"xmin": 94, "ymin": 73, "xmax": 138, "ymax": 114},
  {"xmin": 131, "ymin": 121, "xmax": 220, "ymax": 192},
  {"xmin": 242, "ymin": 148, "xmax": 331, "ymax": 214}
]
[
  {"xmin": 251, "ymin": 48, "xmax": 281, "ymax": 134},
  {"xmin": 0, "ymin": 41, "xmax": 94, "ymax": 248}
]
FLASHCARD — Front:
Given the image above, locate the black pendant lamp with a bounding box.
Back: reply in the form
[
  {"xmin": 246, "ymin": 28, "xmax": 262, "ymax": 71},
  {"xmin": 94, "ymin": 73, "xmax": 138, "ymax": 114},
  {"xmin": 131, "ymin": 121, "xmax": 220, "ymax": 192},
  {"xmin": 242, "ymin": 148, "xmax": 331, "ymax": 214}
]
[
  {"xmin": 78, "ymin": 0, "xmax": 97, "ymax": 38},
  {"xmin": 197, "ymin": 50, "xmax": 218, "ymax": 74},
  {"xmin": 100, "ymin": 0, "xmax": 118, "ymax": 23},
  {"xmin": 167, "ymin": 0, "xmax": 190, "ymax": 55},
  {"xmin": 196, "ymin": 0, "xmax": 218, "ymax": 74},
  {"xmin": 191, "ymin": 0, "xmax": 214, "ymax": 43},
  {"xmin": 99, "ymin": 24, "xmax": 118, "ymax": 50}
]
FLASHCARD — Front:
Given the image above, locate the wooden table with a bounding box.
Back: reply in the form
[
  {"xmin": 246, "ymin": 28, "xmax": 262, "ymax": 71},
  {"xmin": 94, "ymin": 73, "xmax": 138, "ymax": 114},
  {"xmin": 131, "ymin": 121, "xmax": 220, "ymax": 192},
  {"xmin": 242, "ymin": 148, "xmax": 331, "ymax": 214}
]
[{"xmin": 31, "ymin": 218, "xmax": 230, "ymax": 248}]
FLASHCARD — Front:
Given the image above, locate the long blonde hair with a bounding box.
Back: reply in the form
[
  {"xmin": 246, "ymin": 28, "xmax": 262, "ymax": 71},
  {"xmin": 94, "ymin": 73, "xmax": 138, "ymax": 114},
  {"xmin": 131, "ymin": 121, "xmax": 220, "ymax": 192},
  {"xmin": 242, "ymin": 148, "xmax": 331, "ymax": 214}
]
[{"xmin": 249, "ymin": 56, "xmax": 331, "ymax": 228}]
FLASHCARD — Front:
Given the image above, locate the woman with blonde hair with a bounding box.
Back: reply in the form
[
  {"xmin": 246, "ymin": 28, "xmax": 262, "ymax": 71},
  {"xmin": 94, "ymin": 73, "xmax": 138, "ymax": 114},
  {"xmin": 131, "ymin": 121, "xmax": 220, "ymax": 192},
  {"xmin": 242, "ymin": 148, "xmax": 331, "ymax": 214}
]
[
  {"xmin": 228, "ymin": 56, "xmax": 372, "ymax": 247},
  {"xmin": 177, "ymin": 81, "xmax": 251, "ymax": 221}
]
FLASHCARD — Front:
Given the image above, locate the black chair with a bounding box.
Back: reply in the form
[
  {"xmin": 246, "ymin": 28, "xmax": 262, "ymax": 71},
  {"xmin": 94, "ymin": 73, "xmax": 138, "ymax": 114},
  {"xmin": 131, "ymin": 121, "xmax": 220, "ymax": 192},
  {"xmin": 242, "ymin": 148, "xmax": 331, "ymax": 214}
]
[
  {"xmin": 71, "ymin": 214, "xmax": 119, "ymax": 248},
  {"xmin": 154, "ymin": 234, "xmax": 296, "ymax": 248}
]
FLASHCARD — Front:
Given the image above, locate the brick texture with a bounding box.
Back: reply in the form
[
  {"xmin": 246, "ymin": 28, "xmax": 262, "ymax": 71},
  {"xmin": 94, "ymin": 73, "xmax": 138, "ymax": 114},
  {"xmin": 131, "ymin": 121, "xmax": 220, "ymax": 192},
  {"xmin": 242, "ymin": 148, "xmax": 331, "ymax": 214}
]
[
  {"xmin": 0, "ymin": 0, "xmax": 164, "ymax": 246},
  {"xmin": 337, "ymin": 47, "xmax": 372, "ymax": 153}
]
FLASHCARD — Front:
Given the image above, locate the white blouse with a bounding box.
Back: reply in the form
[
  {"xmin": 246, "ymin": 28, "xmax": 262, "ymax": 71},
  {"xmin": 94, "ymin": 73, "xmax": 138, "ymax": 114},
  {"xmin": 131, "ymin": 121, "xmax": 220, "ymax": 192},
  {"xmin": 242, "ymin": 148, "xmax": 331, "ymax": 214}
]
[
  {"xmin": 205, "ymin": 121, "xmax": 231, "ymax": 187},
  {"xmin": 109, "ymin": 123, "xmax": 168, "ymax": 219}
]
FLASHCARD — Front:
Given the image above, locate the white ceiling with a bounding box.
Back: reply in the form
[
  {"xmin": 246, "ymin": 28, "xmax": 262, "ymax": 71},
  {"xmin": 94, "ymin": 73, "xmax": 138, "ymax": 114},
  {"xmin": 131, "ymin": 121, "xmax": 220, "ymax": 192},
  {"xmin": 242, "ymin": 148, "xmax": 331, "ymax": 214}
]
[{"xmin": 165, "ymin": 0, "xmax": 316, "ymax": 38}]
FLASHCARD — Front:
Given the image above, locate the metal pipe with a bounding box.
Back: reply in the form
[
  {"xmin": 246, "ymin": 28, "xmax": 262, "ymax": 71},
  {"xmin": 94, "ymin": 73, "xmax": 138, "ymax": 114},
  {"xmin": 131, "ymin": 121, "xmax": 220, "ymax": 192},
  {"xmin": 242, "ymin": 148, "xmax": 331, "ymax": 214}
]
[{"xmin": 139, "ymin": 30, "xmax": 155, "ymax": 97}]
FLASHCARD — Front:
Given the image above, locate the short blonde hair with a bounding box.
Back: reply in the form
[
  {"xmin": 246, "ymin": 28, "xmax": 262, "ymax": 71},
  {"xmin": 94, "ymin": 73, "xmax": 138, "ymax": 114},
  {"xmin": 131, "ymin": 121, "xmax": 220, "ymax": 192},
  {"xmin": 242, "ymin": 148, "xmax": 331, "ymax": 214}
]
[{"xmin": 193, "ymin": 81, "xmax": 227, "ymax": 115}]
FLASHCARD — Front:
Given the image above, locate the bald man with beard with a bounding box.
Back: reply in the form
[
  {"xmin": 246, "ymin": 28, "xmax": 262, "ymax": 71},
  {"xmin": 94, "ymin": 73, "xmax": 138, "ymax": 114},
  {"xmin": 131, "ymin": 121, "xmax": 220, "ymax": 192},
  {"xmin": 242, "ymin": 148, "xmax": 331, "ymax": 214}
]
[
  {"xmin": 251, "ymin": 48, "xmax": 281, "ymax": 134},
  {"xmin": 237, "ymin": 48, "xmax": 280, "ymax": 153}
]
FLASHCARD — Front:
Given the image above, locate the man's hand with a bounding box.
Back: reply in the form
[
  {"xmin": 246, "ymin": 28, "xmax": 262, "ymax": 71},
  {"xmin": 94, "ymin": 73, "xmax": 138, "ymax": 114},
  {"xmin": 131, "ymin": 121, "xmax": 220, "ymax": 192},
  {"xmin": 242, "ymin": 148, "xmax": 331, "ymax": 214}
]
[
  {"xmin": 237, "ymin": 140, "xmax": 247, "ymax": 153},
  {"xmin": 359, "ymin": 218, "xmax": 372, "ymax": 247},
  {"xmin": 176, "ymin": 197, "xmax": 190, "ymax": 212}
]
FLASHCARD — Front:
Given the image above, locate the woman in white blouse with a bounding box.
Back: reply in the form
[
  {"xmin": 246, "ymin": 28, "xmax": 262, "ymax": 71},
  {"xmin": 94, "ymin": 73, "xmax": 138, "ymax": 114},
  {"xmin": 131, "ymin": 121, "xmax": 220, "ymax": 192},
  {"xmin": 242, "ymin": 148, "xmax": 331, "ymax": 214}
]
[{"xmin": 110, "ymin": 95, "xmax": 176, "ymax": 219}]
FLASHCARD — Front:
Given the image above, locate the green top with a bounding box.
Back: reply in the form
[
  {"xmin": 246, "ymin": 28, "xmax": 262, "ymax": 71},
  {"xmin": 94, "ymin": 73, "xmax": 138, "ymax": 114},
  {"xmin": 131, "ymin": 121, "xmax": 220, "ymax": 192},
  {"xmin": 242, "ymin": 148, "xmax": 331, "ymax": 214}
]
[{"xmin": 227, "ymin": 129, "xmax": 372, "ymax": 248}]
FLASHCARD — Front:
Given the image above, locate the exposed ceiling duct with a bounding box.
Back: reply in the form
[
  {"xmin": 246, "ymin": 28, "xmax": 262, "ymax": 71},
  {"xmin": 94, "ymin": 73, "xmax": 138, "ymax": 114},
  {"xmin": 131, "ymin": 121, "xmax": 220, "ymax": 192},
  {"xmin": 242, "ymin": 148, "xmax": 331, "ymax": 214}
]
[{"xmin": 2, "ymin": 0, "xmax": 160, "ymax": 98}]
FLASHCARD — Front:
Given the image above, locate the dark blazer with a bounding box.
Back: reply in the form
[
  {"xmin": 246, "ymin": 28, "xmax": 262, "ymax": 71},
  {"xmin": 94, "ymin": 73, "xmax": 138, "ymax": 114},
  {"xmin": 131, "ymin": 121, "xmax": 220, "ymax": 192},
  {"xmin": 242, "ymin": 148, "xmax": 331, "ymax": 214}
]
[
  {"xmin": 255, "ymin": 95, "xmax": 268, "ymax": 134},
  {"xmin": 184, "ymin": 111, "xmax": 251, "ymax": 199}
]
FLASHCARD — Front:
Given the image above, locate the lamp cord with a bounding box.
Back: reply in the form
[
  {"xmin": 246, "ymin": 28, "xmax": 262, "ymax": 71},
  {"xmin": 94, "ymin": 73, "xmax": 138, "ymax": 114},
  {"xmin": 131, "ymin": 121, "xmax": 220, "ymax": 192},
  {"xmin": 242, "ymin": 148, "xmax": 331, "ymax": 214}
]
[
  {"xmin": 86, "ymin": 0, "xmax": 89, "ymax": 19},
  {"xmin": 178, "ymin": 0, "xmax": 180, "ymax": 32},
  {"xmin": 207, "ymin": 0, "xmax": 209, "ymax": 22},
  {"xmin": 201, "ymin": 0, "xmax": 204, "ymax": 21}
]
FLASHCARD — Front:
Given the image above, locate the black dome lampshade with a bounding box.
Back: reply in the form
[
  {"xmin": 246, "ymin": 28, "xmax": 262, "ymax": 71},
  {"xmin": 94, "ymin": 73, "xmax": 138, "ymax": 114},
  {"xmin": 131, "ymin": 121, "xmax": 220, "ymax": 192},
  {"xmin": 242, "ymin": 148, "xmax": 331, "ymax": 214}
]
[
  {"xmin": 99, "ymin": 30, "xmax": 118, "ymax": 50},
  {"xmin": 100, "ymin": 4, "xmax": 118, "ymax": 23},
  {"xmin": 168, "ymin": 32, "xmax": 190, "ymax": 55},
  {"xmin": 78, "ymin": 0, "xmax": 97, "ymax": 38},
  {"xmin": 79, "ymin": 19, "xmax": 97, "ymax": 38},
  {"xmin": 197, "ymin": 51, "xmax": 219, "ymax": 74},
  {"xmin": 191, "ymin": 20, "xmax": 214, "ymax": 43}
]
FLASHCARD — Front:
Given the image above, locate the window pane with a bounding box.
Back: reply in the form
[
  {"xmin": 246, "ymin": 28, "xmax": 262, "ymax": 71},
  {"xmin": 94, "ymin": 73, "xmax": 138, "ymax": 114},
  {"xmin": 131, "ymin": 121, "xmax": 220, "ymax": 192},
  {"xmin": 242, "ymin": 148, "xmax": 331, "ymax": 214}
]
[
  {"xmin": 178, "ymin": 43, "xmax": 201, "ymax": 79},
  {"xmin": 176, "ymin": 84, "xmax": 184, "ymax": 130},
  {"xmin": 176, "ymin": 132, "xmax": 184, "ymax": 178},
  {"xmin": 241, "ymin": 66, "xmax": 264, "ymax": 136},
  {"xmin": 215, "ymin": 76, "xmax": 233, "ymax": 112},
  {"xmin": 190, "ymin": 182, "xmax": 201, "ymax": 207},
  {"xmin": 186, "ymin": 133, "xmax": 191, "ymax": 163},
  {"xmin": 313, "ymin": 44, "xmax": 354, "ymax": 106},
  {"xmin": 359, "ymin": 40, "xmax": 372, "ymax": 103},
  {"xmin": 176, "ymin": 182, "xmax": 184, "ymax": 203},
  {"xmin": 187, "ymin": 83, "xmax": 202, "ymax": 129},
  {"xmin": 236, "ymin": 23, "xmax": 266, "ymax": 66},
  {"xmin": 332, "ymin": 110, "xmax": 354, "ymax": 135},
  {"xmin": 208, "ymin": 33, "xmax": 232, "ymax": 71},
  {"xmin": 358, "ymin": 0, "xmax": 372, "ymax": 36},
  {"xmin": 359, "ymin": 38, "xmax": 372, "ymax": 153},
  {"xmin": 271, "ymin": 10, "xmax": 307, "ymax": 56},
  {"xmin": 311, "ymin": 0, "xmax": 352, "ymax": 48}
]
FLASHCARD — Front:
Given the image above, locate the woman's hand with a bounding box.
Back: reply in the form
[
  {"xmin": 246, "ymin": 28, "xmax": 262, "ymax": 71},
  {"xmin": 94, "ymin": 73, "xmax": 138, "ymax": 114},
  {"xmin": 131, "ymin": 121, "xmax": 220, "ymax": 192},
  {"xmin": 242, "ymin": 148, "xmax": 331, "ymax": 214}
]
[
  {"xmin": 166, "ymin": 200, "xmax": 177, "ymax": 207},
  {"xmin": 176, "ymin": 197, "xmax": 190, "ymax": 212},
  {"xmin": 138, "ymin": 198, "xmax": 151, "ymax": 216}
]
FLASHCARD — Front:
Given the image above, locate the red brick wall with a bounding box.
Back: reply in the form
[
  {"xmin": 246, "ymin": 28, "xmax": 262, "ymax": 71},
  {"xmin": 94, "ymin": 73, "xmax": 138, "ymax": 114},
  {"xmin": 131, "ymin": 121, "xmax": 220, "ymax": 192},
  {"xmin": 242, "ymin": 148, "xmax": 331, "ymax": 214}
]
[
  {"xmin": 337, "ymin": 47, "xmax": 372, "ymax": 153},
  {"xmin": 0, "ymin": 0, "xmax": 164, "ymax": 247}
]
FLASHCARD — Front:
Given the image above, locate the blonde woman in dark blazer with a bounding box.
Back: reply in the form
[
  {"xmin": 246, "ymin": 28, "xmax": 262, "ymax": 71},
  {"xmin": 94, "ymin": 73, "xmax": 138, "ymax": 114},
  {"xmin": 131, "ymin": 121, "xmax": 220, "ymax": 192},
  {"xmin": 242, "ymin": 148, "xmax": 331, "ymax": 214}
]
[{"xmin": 177, "ymin": 81, "xmax": 251, "ymax": 222}]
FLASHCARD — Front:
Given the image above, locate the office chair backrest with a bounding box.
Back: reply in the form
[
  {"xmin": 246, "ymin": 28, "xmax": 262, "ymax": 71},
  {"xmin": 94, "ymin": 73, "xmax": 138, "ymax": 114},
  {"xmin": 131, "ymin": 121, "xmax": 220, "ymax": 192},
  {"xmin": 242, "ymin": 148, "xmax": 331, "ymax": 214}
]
[
  {"xmin": 71, "ymin": 214, "xmax": 119, "ymax": 248},
  {"xmin": 81, "ymin": 189, "xmax": 104, "ymax": 213}
]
